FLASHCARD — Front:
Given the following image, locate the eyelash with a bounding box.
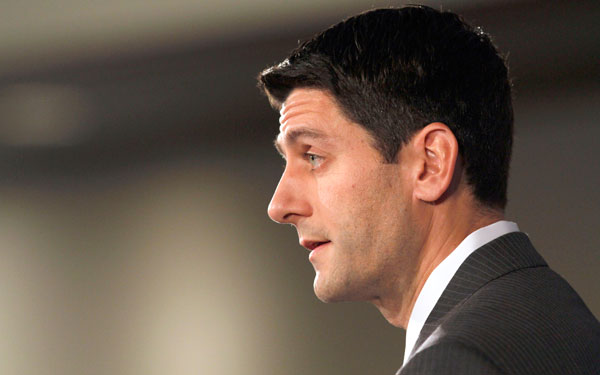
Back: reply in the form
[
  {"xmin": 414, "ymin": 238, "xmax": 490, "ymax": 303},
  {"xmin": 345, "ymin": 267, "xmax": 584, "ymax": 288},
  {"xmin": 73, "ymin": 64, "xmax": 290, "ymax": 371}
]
[
  {"xmin": 278, "ymin": 151, "xmax": 324, "ymax": 170},
  {"xmin": 304, "ymin": 153, "xmax": 323, "ymax": 169}
]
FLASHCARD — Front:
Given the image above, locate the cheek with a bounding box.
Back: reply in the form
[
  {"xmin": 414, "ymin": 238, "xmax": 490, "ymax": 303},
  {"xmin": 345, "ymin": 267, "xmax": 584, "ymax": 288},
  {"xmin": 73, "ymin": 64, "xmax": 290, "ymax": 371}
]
[{"xmin": 315, "ymin": 167, "xmax": 384, "ymax": 228}]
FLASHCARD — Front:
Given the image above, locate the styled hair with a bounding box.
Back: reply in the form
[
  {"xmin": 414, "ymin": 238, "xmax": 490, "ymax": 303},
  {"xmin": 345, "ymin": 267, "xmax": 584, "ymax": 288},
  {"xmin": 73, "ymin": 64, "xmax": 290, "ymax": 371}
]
[{"xmin": 258, "ymin": 5, "xmax": 513, "ymax": 209}]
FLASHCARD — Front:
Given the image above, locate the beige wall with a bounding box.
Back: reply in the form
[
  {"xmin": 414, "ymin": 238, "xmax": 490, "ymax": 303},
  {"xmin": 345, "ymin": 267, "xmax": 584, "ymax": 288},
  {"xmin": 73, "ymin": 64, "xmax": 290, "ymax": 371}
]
[{"xmin": 1, "ymin": 82, "xmax": 598, "ymax": 374}]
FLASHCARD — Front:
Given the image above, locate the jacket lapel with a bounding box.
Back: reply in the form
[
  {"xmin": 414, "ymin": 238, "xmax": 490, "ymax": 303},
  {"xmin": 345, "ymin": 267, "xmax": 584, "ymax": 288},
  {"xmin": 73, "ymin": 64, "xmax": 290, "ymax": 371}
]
[{"xmin": 409, "ymin": 232, "xmax": 547, "ymax": 359}]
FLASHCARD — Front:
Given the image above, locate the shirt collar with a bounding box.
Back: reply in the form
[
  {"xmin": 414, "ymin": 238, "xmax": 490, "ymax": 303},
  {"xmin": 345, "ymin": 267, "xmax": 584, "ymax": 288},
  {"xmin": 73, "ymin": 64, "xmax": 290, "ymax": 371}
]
[{"xmin": 403, "ymin": 220, "xmax": 520, "ymax": 364}]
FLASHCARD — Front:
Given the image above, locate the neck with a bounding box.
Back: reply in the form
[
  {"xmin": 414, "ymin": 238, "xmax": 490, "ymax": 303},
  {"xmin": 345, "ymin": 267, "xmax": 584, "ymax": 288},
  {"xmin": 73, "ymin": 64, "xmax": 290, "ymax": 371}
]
[{"xmin": 372, "ymin": 194, "xmax": 504, "ymax": 328}]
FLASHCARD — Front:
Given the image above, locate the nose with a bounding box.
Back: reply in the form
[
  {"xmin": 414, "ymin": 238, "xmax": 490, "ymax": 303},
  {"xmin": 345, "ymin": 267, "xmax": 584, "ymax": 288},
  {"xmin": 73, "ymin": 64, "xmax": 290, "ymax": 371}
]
[{"xmin": 267, "ymin": 169, "xmax": 311, "ymax": 225}]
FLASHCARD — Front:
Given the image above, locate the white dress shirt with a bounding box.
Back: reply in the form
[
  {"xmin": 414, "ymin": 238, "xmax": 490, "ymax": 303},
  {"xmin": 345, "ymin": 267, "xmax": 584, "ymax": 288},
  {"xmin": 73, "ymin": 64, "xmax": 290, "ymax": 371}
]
[{"xmin": 403, "ymin": 220, "xmax": 520, "ymax": 365}]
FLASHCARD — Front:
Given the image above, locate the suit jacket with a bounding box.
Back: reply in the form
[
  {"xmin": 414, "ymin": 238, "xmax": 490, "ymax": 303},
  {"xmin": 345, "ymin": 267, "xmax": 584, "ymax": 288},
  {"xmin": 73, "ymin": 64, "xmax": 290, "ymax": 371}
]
[{"xmin": 399, "ymin": 232, "xmax": 600, "ymax": 375}]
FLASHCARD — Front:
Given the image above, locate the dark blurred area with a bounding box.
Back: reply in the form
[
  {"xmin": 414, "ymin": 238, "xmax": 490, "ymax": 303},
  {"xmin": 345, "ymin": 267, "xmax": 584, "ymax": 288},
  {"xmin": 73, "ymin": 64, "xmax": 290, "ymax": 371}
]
[{"xmin": 1, "ymin": 1, "xmax": 598, "ymax": 374}]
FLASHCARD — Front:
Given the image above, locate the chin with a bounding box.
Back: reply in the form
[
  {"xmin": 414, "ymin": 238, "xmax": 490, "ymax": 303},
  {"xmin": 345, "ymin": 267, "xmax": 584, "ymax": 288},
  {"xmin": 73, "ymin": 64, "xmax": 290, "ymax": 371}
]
[
  {"xmin": 313, "ymin": 274, "xmax": 356, "ymax": 303},
  {"xmin": 314, "ymin": 288, "xmax": 342, "ymax": 303},
  {"xmin": 313, "ymin": 275, "xmax": 336, "ymax": 302}
]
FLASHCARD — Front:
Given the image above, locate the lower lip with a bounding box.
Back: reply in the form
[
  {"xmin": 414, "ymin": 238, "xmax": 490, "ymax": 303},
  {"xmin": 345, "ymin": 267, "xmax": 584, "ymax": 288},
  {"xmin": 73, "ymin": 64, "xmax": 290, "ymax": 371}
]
[{"xmin": 308, "ymin": 242, "xmax": 331, "ymax": 262}]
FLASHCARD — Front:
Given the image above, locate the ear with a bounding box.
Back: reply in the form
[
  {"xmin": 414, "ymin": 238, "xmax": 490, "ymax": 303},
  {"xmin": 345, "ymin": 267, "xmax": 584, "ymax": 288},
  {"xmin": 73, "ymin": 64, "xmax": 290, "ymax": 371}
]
[{"xmin": 411, "ymin": 122, "xmax": 459, "ymax": 203}]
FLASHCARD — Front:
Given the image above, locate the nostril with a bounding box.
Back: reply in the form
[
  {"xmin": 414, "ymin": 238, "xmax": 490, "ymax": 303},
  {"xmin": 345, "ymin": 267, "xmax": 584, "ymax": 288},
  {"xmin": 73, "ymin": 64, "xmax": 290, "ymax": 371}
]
[
  {"xmin": 268, "ymin": 175, "xmax": 311, "ymax": 224},
  {"xmin": 268, "ymin": 197, "xmax": 289, "ymax": 224}
]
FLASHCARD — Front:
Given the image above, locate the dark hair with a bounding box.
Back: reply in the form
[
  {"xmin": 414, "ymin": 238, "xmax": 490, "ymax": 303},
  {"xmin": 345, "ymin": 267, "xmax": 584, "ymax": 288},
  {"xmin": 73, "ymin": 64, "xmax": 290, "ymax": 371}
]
[{"xmin": 257, "ymin": 5, "xmax": 513, "ymax": 209}]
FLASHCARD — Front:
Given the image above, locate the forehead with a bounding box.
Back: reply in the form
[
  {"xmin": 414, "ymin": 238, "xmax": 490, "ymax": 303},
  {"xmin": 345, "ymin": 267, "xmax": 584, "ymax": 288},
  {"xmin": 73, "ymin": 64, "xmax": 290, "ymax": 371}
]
[
  {"xmin": 278, "ymin": 89, "xmax": 343, "ymax": 131},
  {"xmin": 275, "ymin": 89, "xmax": 351, "ymax": 147},
  {"xmin": 273, "ymin": 89, "xmax": 345, "ymax": 154},
  {"xmin": 273, "ymin": 89, "xmax": 382, "ymax": 162}
]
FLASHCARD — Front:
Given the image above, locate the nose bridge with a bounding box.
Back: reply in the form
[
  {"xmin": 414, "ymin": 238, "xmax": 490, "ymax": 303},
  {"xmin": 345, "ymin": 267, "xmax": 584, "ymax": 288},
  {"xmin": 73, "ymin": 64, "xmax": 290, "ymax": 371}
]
[{"xmin": 268, "ymin": 166, "xmax": 310, "ymax": 224}]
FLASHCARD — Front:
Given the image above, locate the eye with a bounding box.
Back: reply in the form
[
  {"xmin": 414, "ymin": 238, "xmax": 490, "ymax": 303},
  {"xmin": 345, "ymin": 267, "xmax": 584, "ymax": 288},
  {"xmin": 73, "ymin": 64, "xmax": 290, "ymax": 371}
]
[{"xmin": 305, "ymin": 153, "xmax": 323, "ymax": 169}]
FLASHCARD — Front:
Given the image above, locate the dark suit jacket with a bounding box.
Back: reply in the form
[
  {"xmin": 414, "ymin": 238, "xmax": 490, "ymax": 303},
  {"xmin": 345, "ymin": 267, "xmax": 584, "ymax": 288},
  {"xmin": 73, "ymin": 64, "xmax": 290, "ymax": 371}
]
[{"xmin": 399, "ymin": 232, "xmax": 600, "ymax": 375}]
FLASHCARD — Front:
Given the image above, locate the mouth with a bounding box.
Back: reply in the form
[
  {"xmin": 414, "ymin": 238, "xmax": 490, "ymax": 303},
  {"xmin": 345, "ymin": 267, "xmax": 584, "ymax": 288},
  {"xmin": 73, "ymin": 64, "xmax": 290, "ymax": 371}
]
[{"xmin": 300, "ymin": 239, "xmax": 331, "ymax": 251}]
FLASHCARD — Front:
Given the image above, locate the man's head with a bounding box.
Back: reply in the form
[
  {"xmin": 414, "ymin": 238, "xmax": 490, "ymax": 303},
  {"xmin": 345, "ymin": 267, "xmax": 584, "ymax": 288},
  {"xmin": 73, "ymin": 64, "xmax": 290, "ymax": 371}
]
[
  {"xmin": 259, "ymin": 5, "xmax": 513, "ymax": 321},
  {"xmin": 259, "ymin": 5, "xmax": 513, "ymax": 209}
]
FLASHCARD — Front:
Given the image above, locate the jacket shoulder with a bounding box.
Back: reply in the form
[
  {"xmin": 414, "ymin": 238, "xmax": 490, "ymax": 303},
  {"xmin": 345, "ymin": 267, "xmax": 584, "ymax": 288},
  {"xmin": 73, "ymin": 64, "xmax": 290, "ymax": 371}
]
[
  {"xmin": 415, "ymin": 266, "xmax": 600, "ymax": 375},
  {"xmin": 399, "ymin": 339, "xmax": 504, "ymax": 375}
]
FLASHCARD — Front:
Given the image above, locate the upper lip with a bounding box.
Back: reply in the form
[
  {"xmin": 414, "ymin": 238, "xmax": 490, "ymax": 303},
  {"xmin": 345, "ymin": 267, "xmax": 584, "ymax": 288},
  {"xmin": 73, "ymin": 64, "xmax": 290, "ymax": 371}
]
[{"xmin": 300, "ymin": 238, "xmax": 331, "ymax": 251}]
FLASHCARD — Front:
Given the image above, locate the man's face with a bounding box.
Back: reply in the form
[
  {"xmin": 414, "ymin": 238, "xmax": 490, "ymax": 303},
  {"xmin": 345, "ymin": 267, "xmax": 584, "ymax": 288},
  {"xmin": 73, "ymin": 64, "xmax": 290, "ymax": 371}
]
[{"xmin": 268, "ymin": 88, "xmax": 422, "ymax": 303}]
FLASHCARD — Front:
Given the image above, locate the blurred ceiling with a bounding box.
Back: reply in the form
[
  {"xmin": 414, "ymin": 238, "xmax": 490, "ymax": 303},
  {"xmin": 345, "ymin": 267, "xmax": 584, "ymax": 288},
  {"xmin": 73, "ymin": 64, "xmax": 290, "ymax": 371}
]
[
  {"xmin": 0, "ymin": 0, "xmax": 598, "ymax": 179},
  {"xmin": 0, "ymin": 0, "xmax": 511, "ymax": 76}
]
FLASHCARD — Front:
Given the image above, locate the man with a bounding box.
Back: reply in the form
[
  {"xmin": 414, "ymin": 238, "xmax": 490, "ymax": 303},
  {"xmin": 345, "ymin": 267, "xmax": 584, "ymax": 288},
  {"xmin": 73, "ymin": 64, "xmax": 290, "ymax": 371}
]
[{"xmin": 257, "ymin": 5, "xmax": 599, "ymax": 374}]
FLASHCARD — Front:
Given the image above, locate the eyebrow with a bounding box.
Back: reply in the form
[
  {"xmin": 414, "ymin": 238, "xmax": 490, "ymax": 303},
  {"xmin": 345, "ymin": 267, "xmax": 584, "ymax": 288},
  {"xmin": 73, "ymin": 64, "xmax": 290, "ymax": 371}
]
[{"xmin": 273, "ymin": 127, "xmax": 329, "ymax": 156}]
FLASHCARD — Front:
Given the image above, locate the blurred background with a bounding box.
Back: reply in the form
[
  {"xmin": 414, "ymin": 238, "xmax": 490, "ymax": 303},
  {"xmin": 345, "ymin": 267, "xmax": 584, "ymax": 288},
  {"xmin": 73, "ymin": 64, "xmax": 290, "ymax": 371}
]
[{"xmin": 0, "ymin": 0, "xmax": 598, "ymax": 374}]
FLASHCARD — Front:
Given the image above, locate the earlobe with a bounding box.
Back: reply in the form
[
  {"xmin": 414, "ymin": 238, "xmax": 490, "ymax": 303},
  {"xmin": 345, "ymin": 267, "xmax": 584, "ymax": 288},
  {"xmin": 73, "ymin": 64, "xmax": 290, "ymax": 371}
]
[{"xmin": 412, "ymin": 123, "xmax": 459, "ymax": 203}]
